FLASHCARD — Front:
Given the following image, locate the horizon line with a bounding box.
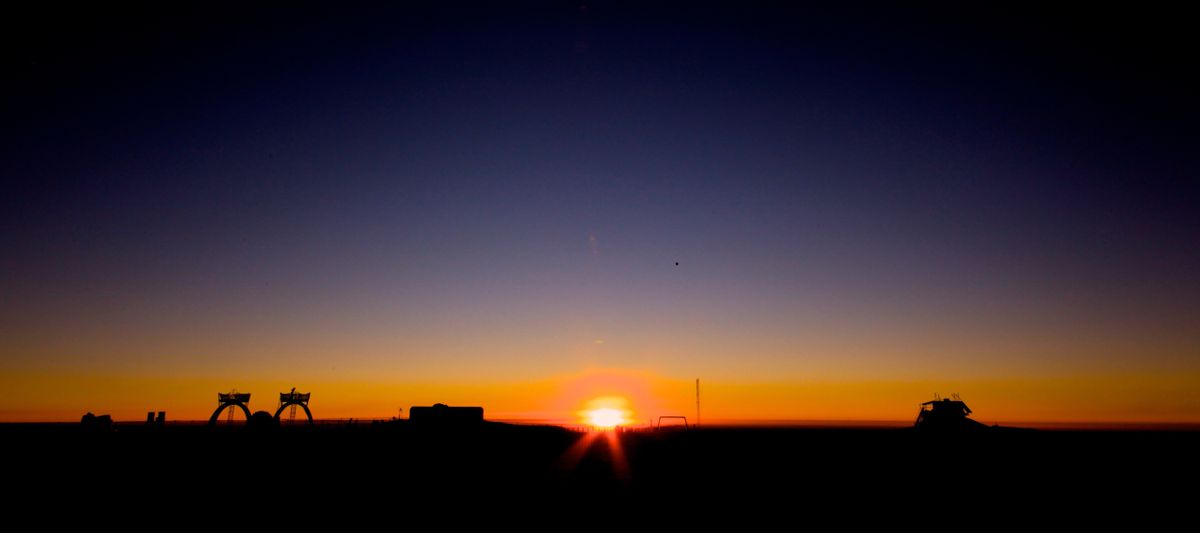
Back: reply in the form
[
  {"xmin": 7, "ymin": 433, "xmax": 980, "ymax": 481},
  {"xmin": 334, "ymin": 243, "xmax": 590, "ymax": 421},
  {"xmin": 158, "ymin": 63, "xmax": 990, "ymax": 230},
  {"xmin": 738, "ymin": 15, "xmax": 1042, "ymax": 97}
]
[{"xmin": 6, "ymin": 417, "xmax": 1200, "ymax": 431}]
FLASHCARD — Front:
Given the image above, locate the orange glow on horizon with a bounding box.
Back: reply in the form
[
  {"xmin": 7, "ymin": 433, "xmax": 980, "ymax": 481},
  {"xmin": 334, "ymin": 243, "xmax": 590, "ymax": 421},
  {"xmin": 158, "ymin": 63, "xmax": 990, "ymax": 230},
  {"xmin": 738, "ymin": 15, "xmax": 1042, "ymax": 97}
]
[
  {"xmin": 2, "ymin": 366, "xmax": 1200, "ymax": 426},
  {"xmin": 577, "ymin": 396, "xmax": 634, "ymax": 428},
  {"xmin": 586, "ymin": 408, "xmax": 627, "ymax": 428}
]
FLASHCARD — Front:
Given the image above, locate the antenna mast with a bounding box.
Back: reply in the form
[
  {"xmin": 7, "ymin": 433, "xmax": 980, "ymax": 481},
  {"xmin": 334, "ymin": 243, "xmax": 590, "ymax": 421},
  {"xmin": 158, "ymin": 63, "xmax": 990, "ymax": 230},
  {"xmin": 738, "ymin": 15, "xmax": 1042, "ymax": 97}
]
[{"xmin": 695, "ymin": 378, "xmax": 700, "ymax": 429}]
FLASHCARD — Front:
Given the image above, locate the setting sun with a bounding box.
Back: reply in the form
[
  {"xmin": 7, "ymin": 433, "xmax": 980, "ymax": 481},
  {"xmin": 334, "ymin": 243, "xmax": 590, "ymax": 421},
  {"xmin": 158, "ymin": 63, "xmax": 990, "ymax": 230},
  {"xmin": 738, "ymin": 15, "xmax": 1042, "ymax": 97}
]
[
  {"xmin": 578, "ymin": 396, "xmax": 634, "ymax": 429},
  {"xmin": 587, "ymin": 408, "xmax": 627, "ymax": 428}
]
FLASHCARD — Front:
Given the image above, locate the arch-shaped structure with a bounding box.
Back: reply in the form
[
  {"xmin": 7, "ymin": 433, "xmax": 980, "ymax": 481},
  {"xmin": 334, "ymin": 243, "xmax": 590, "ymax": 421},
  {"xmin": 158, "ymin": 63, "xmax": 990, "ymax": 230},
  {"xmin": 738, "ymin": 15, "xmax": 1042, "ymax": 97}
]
[
  {"xmin": 274, "ymin": 390, "xmax": 313, "ymax": 425},
  {"xmin": 209, "ymin": 392, "xmax": 252, "ymax": 426},
  {"xmin": 655, "ymin": 415, "xmax": 690, "ymax": 430}
]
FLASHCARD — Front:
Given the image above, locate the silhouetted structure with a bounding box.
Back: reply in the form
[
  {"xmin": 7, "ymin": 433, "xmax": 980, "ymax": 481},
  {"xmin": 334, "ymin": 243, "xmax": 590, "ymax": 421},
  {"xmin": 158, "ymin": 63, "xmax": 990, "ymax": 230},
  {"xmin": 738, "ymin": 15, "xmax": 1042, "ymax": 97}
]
[
  {"xmin": 209, "ymin": 392, "xmax": 252, "ymax": 426},
  {"xmin": 914, "ymin": 394, "xmax": 989, "ymax": 431},
  {"xmin": 657, "ymin": 415, "xmax": 696, "ymax": 432},
  {"xmin": 80, "ymin": 412, "xmax": 113, "ymax": 432},
  {"xmin": 248, "ymin": 410, "xmax": 279, "ymax": 431},
  {"xmin": 274, "ymin": 388, "xmax": 313, "ymax": 425},
  {"xmin": 145, "ymin": 411, "xmax": 166, "ymax": 428},
  {"xmin": 409, "ymin": 403, "xmax": 483, "ymax": 427}
]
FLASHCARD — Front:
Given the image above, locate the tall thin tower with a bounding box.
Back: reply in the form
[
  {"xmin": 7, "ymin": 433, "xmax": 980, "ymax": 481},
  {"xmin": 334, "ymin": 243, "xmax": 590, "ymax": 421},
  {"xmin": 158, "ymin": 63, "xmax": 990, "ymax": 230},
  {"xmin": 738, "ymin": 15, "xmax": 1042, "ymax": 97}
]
[{"xmin": 695, "ymin": 378, "xmax": 701, "ymax": 428}]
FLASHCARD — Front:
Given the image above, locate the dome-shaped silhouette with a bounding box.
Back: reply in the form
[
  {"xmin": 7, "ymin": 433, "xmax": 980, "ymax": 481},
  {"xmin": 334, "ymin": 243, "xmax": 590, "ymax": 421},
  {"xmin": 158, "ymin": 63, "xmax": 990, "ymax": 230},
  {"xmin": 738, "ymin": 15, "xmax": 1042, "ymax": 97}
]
[{"xmin": 248, "ymin": 410, "xmax": 279, "ymax": 430}]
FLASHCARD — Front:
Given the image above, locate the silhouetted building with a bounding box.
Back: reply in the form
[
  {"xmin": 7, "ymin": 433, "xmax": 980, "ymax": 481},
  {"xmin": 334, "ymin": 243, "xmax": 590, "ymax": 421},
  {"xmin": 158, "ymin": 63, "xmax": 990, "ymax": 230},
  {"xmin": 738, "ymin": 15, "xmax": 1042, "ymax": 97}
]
[
  {"xmin": 145, "ymin": 411, "xmax": 166, "ymax": 427},
  {"xmin": 247, "ymin": 410, "xmax": 279, "ymax": 431},
  {"xmin": 409, "ymin": 403, "xmax": 483, "ymax": 427},
  {"xmin": 914, "ymin": 396, "xmax": 989, "ymax": 431},
  {"xmin": 80, "ymin": 412, "xmax": 113, "ymax": 432}
]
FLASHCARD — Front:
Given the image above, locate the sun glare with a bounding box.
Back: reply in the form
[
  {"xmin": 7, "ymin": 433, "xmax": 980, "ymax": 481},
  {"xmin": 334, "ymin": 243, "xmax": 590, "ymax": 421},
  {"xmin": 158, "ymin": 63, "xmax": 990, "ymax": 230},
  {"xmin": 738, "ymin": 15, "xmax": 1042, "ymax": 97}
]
[
  {"xmin": 579, "ymin": 396, "xmax": 633, "ymax": 429},
  {"xmin": 588, "ymin": 408, "xmax": 626, "ymax": 428}
]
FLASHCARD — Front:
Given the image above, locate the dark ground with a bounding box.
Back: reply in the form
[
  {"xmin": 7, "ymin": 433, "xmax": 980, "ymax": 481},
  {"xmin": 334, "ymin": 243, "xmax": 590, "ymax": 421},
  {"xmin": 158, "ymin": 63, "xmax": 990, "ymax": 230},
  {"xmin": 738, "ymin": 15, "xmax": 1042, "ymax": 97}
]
[{"xmin": 5, "ymin": 421, "xmax": 1196, "ymax": 521}]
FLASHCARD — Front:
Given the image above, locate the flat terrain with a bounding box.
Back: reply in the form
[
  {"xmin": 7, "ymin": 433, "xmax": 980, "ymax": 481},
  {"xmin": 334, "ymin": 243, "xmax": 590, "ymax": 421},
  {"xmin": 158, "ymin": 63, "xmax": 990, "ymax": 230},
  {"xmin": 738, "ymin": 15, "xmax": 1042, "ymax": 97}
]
[{"xmin": 5, "ymin": 421, "xmax": 1195, "ymax": 519}]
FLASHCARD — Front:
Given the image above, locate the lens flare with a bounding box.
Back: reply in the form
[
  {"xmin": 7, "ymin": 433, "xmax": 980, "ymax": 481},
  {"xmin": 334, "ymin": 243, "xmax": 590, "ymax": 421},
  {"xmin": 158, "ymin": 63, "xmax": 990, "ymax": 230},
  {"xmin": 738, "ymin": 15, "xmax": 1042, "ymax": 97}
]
[
  {"xmin": 578, "ymin": 396, "xmax": 633, "ymax": 429},
  {"xmin": 587, "ymin": 408, "xmax": 626, "ymax": 428}
]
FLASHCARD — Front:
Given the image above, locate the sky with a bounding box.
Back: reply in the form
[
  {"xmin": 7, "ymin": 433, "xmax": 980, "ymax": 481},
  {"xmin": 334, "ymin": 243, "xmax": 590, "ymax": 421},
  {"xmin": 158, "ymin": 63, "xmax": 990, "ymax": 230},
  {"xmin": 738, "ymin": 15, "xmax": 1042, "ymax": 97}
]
[{"xmin": 2, "ymin": 2, "xmax": 1197, "ymax": 424}]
